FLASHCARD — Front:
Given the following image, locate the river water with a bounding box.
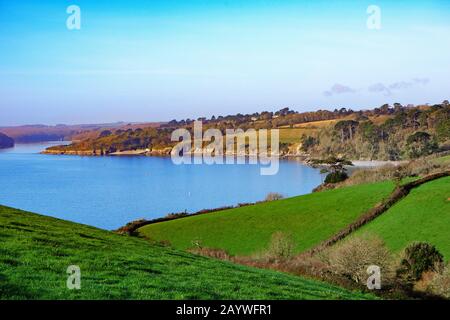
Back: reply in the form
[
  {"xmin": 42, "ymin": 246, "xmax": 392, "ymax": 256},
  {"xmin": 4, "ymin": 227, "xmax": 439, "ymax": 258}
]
[{"xmin": 0, "ymin": 142, "xmax": 324, "ymax": 229}]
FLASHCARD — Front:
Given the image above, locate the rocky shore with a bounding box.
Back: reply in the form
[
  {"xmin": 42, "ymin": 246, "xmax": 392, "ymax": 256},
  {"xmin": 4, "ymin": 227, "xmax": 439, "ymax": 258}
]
[{"xmin": 41, "ymin": 146, "xmax": 403, "ymax": 167}]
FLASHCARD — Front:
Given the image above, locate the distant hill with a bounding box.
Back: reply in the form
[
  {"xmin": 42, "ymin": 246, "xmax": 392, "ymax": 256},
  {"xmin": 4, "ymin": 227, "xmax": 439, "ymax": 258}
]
[
  {"xmin": 0, "ymin": 122, "xmax": 163, "ymax": 143},
  {"xmin": 302, "ymin": 103, "xmax": 450, "ymax": 161},
  {"xmin": 0, "ymin": 124, "xmax": 119, "ymax": 143},
  {"xmin": 42, "ymin": 101, "xmax": 450, "ymax": 160},
  {"xmin": 0, "ymin": 132, "xmax": 14, "ymax": 149},
  {"xmin": 0, "ymin": 205, "xmax": 373, "ymax": 300}
]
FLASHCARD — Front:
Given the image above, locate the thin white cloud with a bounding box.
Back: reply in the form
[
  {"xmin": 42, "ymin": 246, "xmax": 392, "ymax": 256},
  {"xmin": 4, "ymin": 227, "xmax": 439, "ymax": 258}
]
[
  {"xmin": 323, "ymin": 83, "xmax": 356, "ymax": 97},
  {"xmin": 413, "ymin": 78, "xmax": 430, "ymax": 85},
  {"xmin": 368, "ymin": 83, "xmax": 391, "ymax": 96},
  {"xmin": 388, "ymin": 81, "xmax": 413, "ymax": 90},
  {"xmin": 368, "ymin": 78, "xmax": 430, "ymax": 96}
]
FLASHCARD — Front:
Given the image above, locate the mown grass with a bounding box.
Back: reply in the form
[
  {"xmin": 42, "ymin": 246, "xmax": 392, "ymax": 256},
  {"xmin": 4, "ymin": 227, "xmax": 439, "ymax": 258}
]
[
  {"xmin": 292, "ymin": 119, "xmax": 338, "ymax": 129},
  {"xmin": 139, "ymin": 182, "xmax": 394, "ymax": 256},
  {"xmin": 278, "ymin": 128, "xmax": 319, "ymax": 144},
  {"xmin": 356, "ymin": 176, "xmax": 450, "ymax": 260},
  {"xmin": 0, "ymin": 205, "xmax": 374, "ymax": 300},
  {"xmin": 226, "ymin": 128, "xmax": 318, "ymax": 145}
]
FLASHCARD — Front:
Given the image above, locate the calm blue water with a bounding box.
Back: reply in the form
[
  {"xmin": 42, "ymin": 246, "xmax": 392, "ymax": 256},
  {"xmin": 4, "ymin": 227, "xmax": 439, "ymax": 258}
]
[{"xmin": 0, "ymin": 143, "xmax": 323, "ymax": 230}]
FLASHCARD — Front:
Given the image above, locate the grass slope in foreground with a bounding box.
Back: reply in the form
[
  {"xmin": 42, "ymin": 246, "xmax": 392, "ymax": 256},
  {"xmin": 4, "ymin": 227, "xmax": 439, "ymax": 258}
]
[
  {"xmin": 0, "ymin": 206, "xmax": 373, "ymax": 300},
  {"xmin": 356, "ymin": 176, "xmax": 450, "ymax": 260},
  {"xmin": 138, "ymin": 182, "xmax": 394, "ymax": 256}
]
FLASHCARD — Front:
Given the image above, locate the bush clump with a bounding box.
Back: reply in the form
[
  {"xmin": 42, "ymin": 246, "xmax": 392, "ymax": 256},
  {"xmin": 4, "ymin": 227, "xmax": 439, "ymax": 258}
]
[
  {"xmin": 264, "ymin": 192, "xmax": 284, "ymax": 201},
  {"xmin": 397, "ymin": 242, "xmax": 444, "ymax": 283},
  {"xmin": 427, "ymin": 265, "xmax": 450, "ymax": 298},
  {"xmin": 324, "ymin": 171, "xmax": 349, "ymax": 184},
  {"xmin": 406, "ymin": 132, "xmax": 439, "ymax": 159},
  {"xmin": 326, "ymin": 235, "xmax": 395, "ymax": 286},
  {"xmin": 189, "ymin": 247, "xmax": 231, "ymax": 261},
  {"xmin": 265, "ymin": 232, "xmax": 296, "ymax": 261}
]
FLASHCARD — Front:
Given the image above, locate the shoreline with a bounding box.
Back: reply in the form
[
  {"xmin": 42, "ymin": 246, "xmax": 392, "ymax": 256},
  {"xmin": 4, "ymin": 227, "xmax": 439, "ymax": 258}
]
[
  {"xmin": 41, "ymin": 148, "xmax": 406, "ymax": 167},
  {"xmin": 350, "ymin": 160, "xmax": 407, "ymax": 167}
]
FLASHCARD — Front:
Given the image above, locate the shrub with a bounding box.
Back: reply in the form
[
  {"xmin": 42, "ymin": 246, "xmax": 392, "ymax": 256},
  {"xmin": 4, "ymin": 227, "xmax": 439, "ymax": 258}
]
[
  {"xmin": 191, "ymin": 239, "xmax": 203, "ymax": 249},
  {"xmin": 397, "ymin": 242, "xmax": 444, "ymax": 283},
  {"xmin": 339, "ymin": 156, "xmax": 447, "ymax": 188},
  {"xmin": 392, "ymin": 166, "xmax": 408, "ymax": 187},
  {"xmin": 436, "ymin": 118, "xmax": 450, "ymax": 141},
  {"xmin": 115, "ymin": 219, "xmax": 148, "ymax": 235},
  {"xmin": 300, "ymin": 135, "xmax": 318, "ymax": 151},
  {"xmin": 406, "ymin": 132, "xmax": 439, "ymax": 158},
  {"xmin": 327, "ymin": 235, "xmax": 395, "ymax": 286},
  {"xmin": 291, "ymin": 254, "xmax": 332, "ymax": 279},
  {"xmin": 324, "ymin": 171, "xmax": 348, "ymax": 184},
  {"xmin": 99, "ymin": 130, "xmax": 112, "ymax": 137},
  {"xmin": 165, "ymin": 212, "xmax": 189, "ymax": 219},
  {"xmin": 427, "ymin": 266, "xmax": 450, "ymax": 298},
  {"xmin": 265, "ymin": 232, "xmax": 295, "ymax": 261},
  {"xmin": 156, "ymin": 240, "xmax": 172, "ymax": 247},
  {"xmin": 189, "ymin": 247, "xmax": 231, "ymax": 261},
  {"xmin": 264, "ymin": 192, "xmax": 284, "ymax": 202}
]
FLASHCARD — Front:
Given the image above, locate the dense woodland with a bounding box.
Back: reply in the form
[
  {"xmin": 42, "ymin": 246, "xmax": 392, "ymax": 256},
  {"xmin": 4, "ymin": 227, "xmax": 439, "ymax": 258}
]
[
  {"xmin": 45, "ymin": 101, "xmax": 450, "ymax": 160},
  {"xmin": 302, "ymin": 101, "xmax": 450, "ymax": 160}
]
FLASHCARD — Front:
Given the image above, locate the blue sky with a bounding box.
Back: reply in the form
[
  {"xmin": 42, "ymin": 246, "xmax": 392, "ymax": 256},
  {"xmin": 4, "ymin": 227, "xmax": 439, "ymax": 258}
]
[{"xmin": 1, "ymin": 0, "xmax": 449, "ymax": 125}]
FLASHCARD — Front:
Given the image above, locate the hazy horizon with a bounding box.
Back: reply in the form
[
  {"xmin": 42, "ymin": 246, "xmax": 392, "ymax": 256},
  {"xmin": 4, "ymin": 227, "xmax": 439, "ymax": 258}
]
[
  {"xmin": 1, "ymin": 0, "xmax": 450, "ymax": 126},
  {"xmin": 0, "ymin": 98, "xmax": 448, "ymax": 128}
]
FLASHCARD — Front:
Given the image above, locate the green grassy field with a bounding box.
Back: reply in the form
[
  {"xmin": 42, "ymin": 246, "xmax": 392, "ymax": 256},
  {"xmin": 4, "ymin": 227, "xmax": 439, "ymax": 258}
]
[
  {"xmin": 138, "ymin": 182, "xmax": 394, "ymax": 256},
  {"xmin": 0, "ymin": 205, "xmax": 374, "ymax": 300},
  {"xmin": 355, "ymin": 176, "xmax": 450, "ymax": 260}
]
